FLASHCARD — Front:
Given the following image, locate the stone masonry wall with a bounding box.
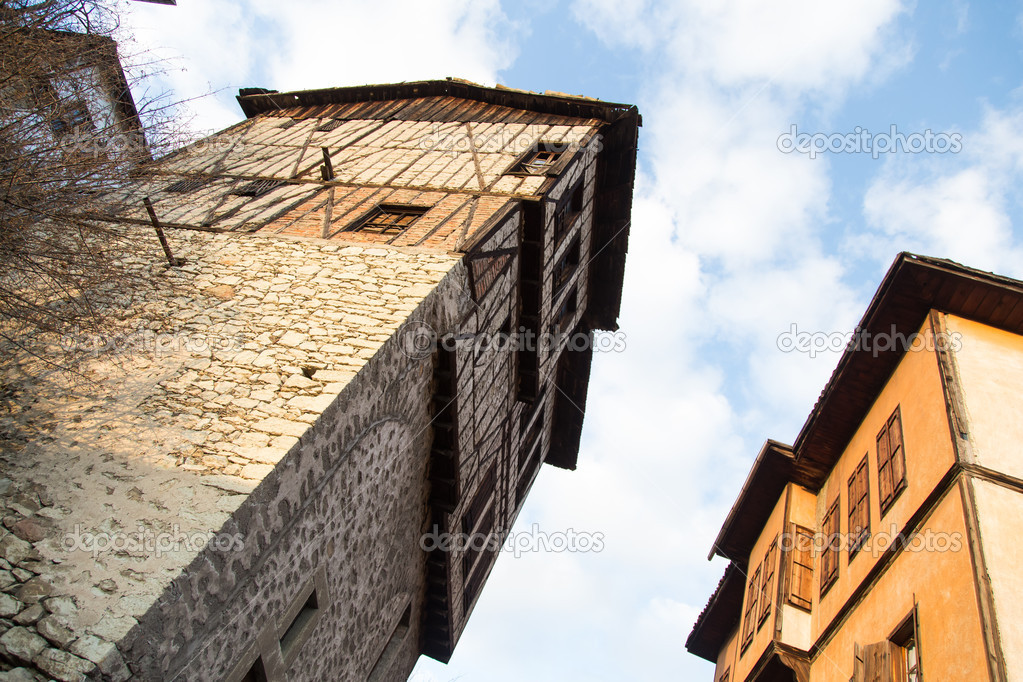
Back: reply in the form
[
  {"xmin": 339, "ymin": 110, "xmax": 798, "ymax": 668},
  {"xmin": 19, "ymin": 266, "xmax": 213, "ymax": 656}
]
[{"xmin": 0, "ymin": 225, "xmax": 461, "ymax": 680}]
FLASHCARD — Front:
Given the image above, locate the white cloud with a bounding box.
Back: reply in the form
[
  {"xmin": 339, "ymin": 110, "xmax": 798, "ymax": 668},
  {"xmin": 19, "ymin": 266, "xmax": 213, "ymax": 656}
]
[
  {"xmin": 247, "ymin": 0, "xmax": 517, "ymax": 91},
  {"xmin": 574, "ymin": 0, "xmax": 911, "ymax": 93},
  {"xmin": 861, "ymin": 104, "xmax": 1023, "ymax": 277},
  {"xmin": 120, "ymin": 0, "xmax": 518, "ymax": 134}
]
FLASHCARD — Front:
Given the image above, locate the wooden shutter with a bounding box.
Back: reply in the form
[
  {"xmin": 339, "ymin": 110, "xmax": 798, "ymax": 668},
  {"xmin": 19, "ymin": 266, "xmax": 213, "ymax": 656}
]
[
  {"xmin": 877, "ymin": 424, "xmax": 893, "ymax": 509},
  {"xmin": 820, "ymin": 499, "xmax": 840, "ymax": 595},
  {"xmin": 741, "ymin": 566, "xmax": 761, "ymax": 650},
  {"xmin": 852, "ymin": 643, "xmax": 864, "ymax": 682},
  {"xmin": 788, "ymin": 526, "xmax": 814, "ymax": 610},
  {"xmin": 848, "ymin": 457, "xmax": 870, "ymax": 556},
  {"xmin": 759, "ymin": 540, "xmax": 777, "ymax": 624},
  {"xmin": 889, "ymin": 409, "xmax": 906, "ymax": 497},
  {"xmin": 862, "ymin": 641, "xmax": 897, "ymax": 682},
  {"xmin": 879, "ymin": 407, "xmax": 907, "ymax": 515}
]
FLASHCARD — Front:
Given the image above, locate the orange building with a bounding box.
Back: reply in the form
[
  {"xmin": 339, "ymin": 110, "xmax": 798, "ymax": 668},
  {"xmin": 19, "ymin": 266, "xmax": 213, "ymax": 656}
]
[{"xmin": 686, "ymin": 254, "xmax": 1023, "ymax": 682}]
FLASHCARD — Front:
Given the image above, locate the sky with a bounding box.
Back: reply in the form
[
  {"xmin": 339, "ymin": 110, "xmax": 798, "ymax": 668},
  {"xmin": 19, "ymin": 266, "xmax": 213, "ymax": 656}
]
[{"xmin": 118, "ymin": 1, "xmax": 1023, "ymax": 679}]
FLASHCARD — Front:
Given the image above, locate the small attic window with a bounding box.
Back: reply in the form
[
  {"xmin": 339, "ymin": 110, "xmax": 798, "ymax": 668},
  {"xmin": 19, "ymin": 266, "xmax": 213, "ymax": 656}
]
[
  {"xmin": 165, "ymin": 176, "xmax": 213, "ymax": 193},
  {"xmin": 315, "ymin": 119, "xmax": 345, "ymax": 132},
  {"xmin": 278, "ymin": 118, "xmax": 298, "ymax": 129},
  {"xmin": 50, "ymin": 100, "xmax": 92, "ymax": 137},
  {"xmin": 509, "ymin": 142, "xmax": 565, "ymax": 175},
  {"xmin": 231, "ymin": 179, "xmax": 285, "ymax": 198},
  {"xmin": 346, "ymin": 204, "xmax": 428, "ymax": 236}
]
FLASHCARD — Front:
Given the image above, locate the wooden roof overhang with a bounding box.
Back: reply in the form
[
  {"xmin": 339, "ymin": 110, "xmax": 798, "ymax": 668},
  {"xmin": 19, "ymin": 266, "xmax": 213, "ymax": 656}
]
[
  {"xmin": 236, "ymin": 79, "xmax": 640, "ymax": 331},
  {"xmin": 711, "ymin": 253, "xmax": 1023, "ymax": 564},
  {"xmin": 692, "ymin": 253, "xmax": 1023, "ymax": 662},
  {"xmin": 685, "ymin": 561, "xmax": 743, "ymax": 662}
]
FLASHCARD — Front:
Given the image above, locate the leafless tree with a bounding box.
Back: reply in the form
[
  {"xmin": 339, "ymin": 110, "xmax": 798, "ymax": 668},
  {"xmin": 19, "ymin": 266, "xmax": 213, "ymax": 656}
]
[{"xmin": 0, "ymin": 0, "xmax": 186, "ymax": 368}]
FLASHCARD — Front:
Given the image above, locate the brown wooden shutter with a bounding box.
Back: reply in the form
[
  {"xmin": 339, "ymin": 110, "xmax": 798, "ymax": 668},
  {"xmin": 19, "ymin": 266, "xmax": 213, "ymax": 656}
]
[
  {"xmin": 862, "ymin": 641, "xmax": 897, "ymax": 682},
  {"xmin": 877, "ymin": 425, "xmax": 893, "ymax": 509},
  {"xmin": 820, "ymin": 502, "xmax": 839, "ymax": 593},
  {"xmin": 788, "ymin": 527, "xmax": 814, "ymax": 609},
  {"xmin": 849, "ymin": 458, "xmax": 870, "ymax": 555},
  {"xmin": 741, "ymin": 566, "xmax": 760, "ymax": 649},
  {"xmin": 759, "ymin": 540, "xmax": 777, "ymax": 623},
  {"xmin": 889, "ymin": 409, "xmax": 906, "ymax": 495},
  {"xmin": 852, "ymin": 643, "xmax": 865, "ymax": 682}
]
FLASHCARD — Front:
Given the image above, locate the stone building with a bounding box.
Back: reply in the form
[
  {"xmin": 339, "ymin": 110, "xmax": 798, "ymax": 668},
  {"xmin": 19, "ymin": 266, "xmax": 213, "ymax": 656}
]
[
  {"xmin": 0, "ymin": 80, "xmax": 639, "ymax": 680},
  {"xmin": 686, "ymin": 254, "xmax": 1023, "ymax": 682},
  {"xmin": 0, "ymin": 28, "xmax": 147, "ymax": 163}
]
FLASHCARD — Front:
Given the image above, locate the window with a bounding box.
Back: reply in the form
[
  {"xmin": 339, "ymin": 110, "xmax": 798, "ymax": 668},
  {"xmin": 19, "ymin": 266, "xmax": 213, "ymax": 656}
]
[
  {"xmin": 820, "ymin": 498, "xmax": 840, "ymax": 597},
  {"xmin": 554, "ymin": 181, "xmax": 584, "ymax": 247},
  {"xmin": 516, "ymin": 399, "xmax": 545, "ymax": 507},
  {"xmin": 857, "ymin": 625, "xmax": 921, "ymax": 682},
  {"xmin": 231, "ymin": 179, "xmax": 285, "ymax": 198},
  {"xmin": 278, "ymin": 118, "xmax": 299, "ymax": 129},
  {"xmin": 346, "ymin": 204, "xmax": 428, "ymax": 237},
  {"xmin": 553, "ymin": 235, "xmax": 580, "ymax": 297},
  {"xmin": 315, "ymin": 118, "xmax": 345, "ymax": 132},
  {"xmin": 786, "ymin": 525, "xmax": 814, "ymax": 611},
  {"xmin": 279, "ymin": 589, "xmax": 319, "ymax": 665},
  {"xmin": 848, "ymin": 456, "xmax": 871, "ymax": 559},
  {"xmin": 555, "ymin": 286, "xmax": 578, "ymax": 333},
  {"xmin": 50, "ymin": 100, "xmax": 92, "ymax": 137},
  {"xmin": 165, "ymin": 177, "xmax": 213, "ymax": 193},
  {"xmin": 367, "ymin": 603, "xmax": 412, "ymax": 682},
  {"xmin": 758, "ymin": 539, "xmax": 778, "ymax": 627},
  {"xmin": 901, "ymin": 639, "xmax": 921, "ymax": 682},
  {"xmin": 740, "ymin": 565, "xmax": 760, "ymax": 652},
  {"xmin": 718, "ymin": 669, "xmax": 730, "ymax": 682},
  {"xmin": 239, "ymin": 659, "xmax": 268, "ymax": 682},
  {"xmin": 509, "ymin": 142, "xmax": 565, "ymax": 175},
  {"xmin": 462, "ymin": 464, "xmax": 498, "ymax": 612},
  {"xmin": 891, "ymin": 609, "xmax": 923, "ymax": 682},
  {"xmin": 877, "ymin": 407, "xmax": 907, "ymax": 516}
]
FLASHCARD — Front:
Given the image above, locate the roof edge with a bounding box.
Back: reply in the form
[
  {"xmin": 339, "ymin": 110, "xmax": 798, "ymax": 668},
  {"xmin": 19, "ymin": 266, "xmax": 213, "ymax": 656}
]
[
  {"xmin": 685, "ymin": 562, "xmax": 742, "ymax": 662},
  {"xmin": 709, "ymin": 440, "xmax": 794, "ymax": 562},
  {"xmin": 235, "ymin": 78, "xmax": 640, "ymax": 124}
]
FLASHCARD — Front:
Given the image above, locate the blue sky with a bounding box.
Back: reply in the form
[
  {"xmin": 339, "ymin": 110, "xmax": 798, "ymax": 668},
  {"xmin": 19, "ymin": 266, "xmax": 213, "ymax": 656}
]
[{"xmin": 121, "ymin": 1, "xmax": 1023, "ymax": 679}]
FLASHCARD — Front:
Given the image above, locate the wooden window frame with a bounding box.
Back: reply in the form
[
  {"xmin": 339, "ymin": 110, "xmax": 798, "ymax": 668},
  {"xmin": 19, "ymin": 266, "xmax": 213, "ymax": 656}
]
[
  {"xmin": 553, "ymin": 180, "xmax": 584, "ymax": 248},
  {"xmin": 231, "ymin": 179, "xmax": 286, "ymax": 198},
  {"xmin": 877, "ymin": 406, "xmax": 908, "ymax": 517},
  {"xmin": 848, "ymin": 455, "xmax": 871, "ymax": 561},
  {"xmin": 758, "ymin": 538, "xmax": 778, "ymax": 627},
  {"xmin": 344, "ymin": 204, "xmax": 428, "ymax": 237},
  {"xmin": 820, "ymin": 498, "xmax": 840, "ymax": 598},
  {"xmin": 740, "ymin": 565, "xmax": 761, "ymax": 653},
  {"xmin": 553, "ymin": 234, "xmax": 580, "ymax": 298},
  {"xmin": 314, "ymin": 118, "xmax": 345, "ymax": 132},
  {"xmin": 890, "ymin": 607, "xmax": 923, "ymax": 682},
  {"xmin": 165, "ymin": 176, "xmax": 212, "ymax": 193},
  {"xmin": 554, "ymin": 285, "xmax": 578, "ymax": 333},
  {"xmin": 507, "ymin": 141, "xmax": 570, "ymax": 176},
  {"xmin": 50, "ymin": 99, "xmax": 92, "ymax": 137},
  {"xmin": 786, "ymin": 525, "xmax": 815, "ymax": 611}
]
